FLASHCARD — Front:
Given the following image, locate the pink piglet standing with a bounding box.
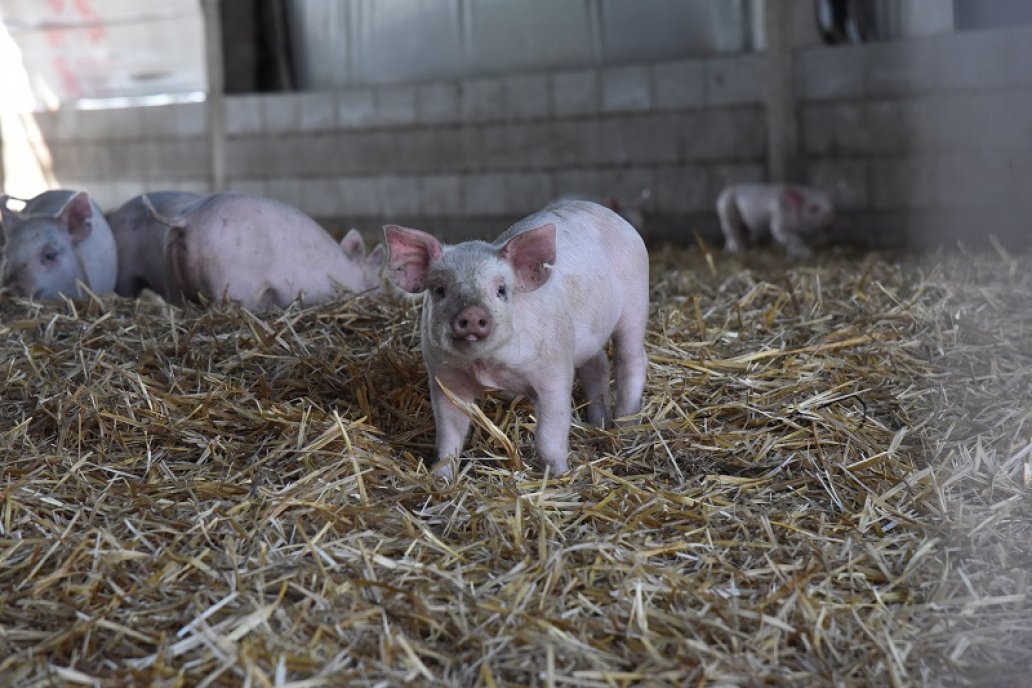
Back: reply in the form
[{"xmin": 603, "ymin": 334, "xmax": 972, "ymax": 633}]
[{"xmin": 384, "ymin": 200, "xmax": 650, "ymax": 479}]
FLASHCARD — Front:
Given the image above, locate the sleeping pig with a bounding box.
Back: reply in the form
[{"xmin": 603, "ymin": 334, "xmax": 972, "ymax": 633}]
[
  {"xmin": 1, "ymin": 189, "xmax": 117, "ymax": 299},
  {"xmin": 142, "ymin": 192, "xmax": 385, "ymax": 309},
  {"xmin": 385, "ymin": 199, "xmax": 650, "ymax": 479},
  {"xmin": 107, "ymin": 191, "xmax": 201, "ymax": 298},
  {"xmin": 716, "ymin": 183, "xmax": 834, "ymax": 257}
]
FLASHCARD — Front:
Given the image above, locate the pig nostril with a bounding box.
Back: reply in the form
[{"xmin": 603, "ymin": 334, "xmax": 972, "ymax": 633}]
[{"xmin": 478, "ymin": 319, "xmax": 487, "ymax": 328}]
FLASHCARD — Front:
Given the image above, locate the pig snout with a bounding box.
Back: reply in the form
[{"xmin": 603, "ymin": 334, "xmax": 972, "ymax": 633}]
[{"xmin": 451, "ymin": 305, "xmax": 492, "ymax": 342}]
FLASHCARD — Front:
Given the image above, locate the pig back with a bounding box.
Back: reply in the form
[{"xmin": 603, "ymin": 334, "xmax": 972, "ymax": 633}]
[
  {"xmin": 171, "ymin": 194, "xmax": 366, "ymax": 305},
  {"xmin": 499, "ymin": 200, "xmax": 648, "ymax": 364}
]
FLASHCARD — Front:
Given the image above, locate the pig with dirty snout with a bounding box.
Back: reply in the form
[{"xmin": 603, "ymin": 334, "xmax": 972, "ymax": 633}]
[
  {"xmin": 142, "ymin": 193, "xmax": 385, "ymax": 309},
  {"xmin": 1, "ymin": 190, "xmax": 117, "ymax": 299},
  {"xmin": 716, "ymin": 184, "xmax": 834, "ymax": 258},
  {"xmin": 385, "ymin": 200, "xmax": 650, "ymax": 479},
  {"xmin": 107, "ymin": 191, "xmax": 202, "ymax": 299}
]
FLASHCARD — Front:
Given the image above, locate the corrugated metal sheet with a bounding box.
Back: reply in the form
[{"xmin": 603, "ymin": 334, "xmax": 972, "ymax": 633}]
[{"xmin": 287, "ymin": 0, "xmax": 753, "ymax": 89}]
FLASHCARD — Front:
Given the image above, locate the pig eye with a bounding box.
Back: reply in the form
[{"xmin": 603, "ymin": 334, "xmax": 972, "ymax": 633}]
[
  {"xmin": 41, "ymin": 247, "xmax": 60, "ymax": 264},
  {"xmin": 432, "ymin": 285, "xmax": 446, "ymax": 298},
  {"xmin": 496, "ymin": 284, "xmax": 507, "ymax": 299}
]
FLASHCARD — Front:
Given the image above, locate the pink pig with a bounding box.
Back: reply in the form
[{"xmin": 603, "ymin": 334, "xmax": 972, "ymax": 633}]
[
  {"xmin": 143, "ymin": 192, "xmax": 385, "ymax": 309},
  {"xmin": 1, "ymin": 190, "xmax": 117, "ymax": 299},
  {"xmin": 385, "ymin": 200, "xmax": 650, "ymax": 478},
  {"xmin": 107, "ymin": 191, "xmax": 202, "ymax": 299},
  {"xmin": 716, "ymin": 183, "xmax": 834, "ymax": 257}
]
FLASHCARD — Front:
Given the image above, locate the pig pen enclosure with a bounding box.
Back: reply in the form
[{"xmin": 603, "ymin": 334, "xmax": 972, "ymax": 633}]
[{"xmin": 0, "ymin": 244, "xmax": 1029, "ymax": 686}]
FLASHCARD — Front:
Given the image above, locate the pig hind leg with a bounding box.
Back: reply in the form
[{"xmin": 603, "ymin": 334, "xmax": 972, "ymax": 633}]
[
  {"xmin": 576, "ymin": 351, "xmax": 613, "ymax": 428},
  {"xmin": 611, "ymin": 297, "xmax": 648, "ymax": 422},
  {"xmin": 717, "ymin": 190, "xmax": 748, "ymax": 253}
]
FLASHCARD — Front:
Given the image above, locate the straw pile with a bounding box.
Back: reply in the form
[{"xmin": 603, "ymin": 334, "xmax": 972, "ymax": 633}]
[{"xmin": 0, "ymin": 242, "xmax": 1028, "ymax": 687}]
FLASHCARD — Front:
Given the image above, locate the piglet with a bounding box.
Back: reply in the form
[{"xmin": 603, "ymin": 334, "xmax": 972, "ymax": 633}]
[
  {"xmin": 716, "ymin": 183, "xmax": 834, "ymax": 257},
  {"xmin": 107, "ymin": 191, "xmax": 201, "ymax": 299},
  {"xmin": 385, "ymin": 200, "xmax": 650, "ymax": 478},
  {"xmin": 142, "ymin": 192, "xmax": 385, "ymax": 309},
  {"xmin": 1, "ymin": 189, "xmax": 117, "ymax": 299}
]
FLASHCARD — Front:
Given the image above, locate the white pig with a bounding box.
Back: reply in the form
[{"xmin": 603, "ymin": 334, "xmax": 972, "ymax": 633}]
[
  {"xmin": 107, "ymin": 191, "xmax": 202, "ymax": 299},
  {"xmin": 385, "ymin": 200, "xmax": 649, "ymax": 478},
  {"xmin": 1, "ymin": 189, "xmax": 117, "ymax": 299},
  {"xmin": 716, "ymin": 183, "xmax": 834, "ymax": 257},
  {"xmin": 143, "ymin": 192, "xmax": 385, "ymax": 309}
]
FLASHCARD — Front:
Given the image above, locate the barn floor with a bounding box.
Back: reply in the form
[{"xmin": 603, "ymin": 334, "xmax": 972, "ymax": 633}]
[{"xmin": 0, "ymin": 243, "xmax": 1029, "ymax": 687}]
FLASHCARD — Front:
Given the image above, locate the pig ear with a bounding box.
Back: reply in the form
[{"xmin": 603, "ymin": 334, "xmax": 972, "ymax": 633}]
[
  {"xmin": 499, "ymin": 223, "xmax": 555, "ymax": 293},
  {"xmin": 1, "ymin": 205, "xmax": 18, "ymax": 234},
  {"xmin": 367, "ymin": 243, "xmax": 387, "ymax": 268},
  {"xmin": 340, "ymin": 228, "xmax": 366, "ymax": 259},
  {"xmin": 383, "ymin": 224, "xmax": 442, "ymax": 293},
  {"xmin": 59, "ymin": 192, "xmax": 94, "ymax": 244},
  {"xmin": 782, "ymin": 189, "xmax": 804, "ymax": 208}
]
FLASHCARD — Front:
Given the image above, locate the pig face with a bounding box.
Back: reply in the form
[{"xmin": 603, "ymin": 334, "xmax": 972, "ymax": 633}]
[
  {"xmin": 384, "ymin": 224, "xmax": 556, "ymax": 358},
  {"xmin": 1, "ymin": 193, "xmax": 94, "ymax": 299},
  {"xmin": 785, "ymin": 189, "xmax": 834, "ymax": 233}
]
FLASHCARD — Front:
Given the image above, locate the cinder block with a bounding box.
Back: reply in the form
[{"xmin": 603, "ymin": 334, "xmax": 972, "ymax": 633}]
[
  {"xmin": 53, "ymin": 108, "xmax": 80, "ymax": 142},
  {"xmin": 551, "ymin": 69, "xmax": 599, "ymax": 117},
  {"xmin": 930, "ymin": 30, "xmax": 1011, "ymax": 92},
  {"xmin": 654, "ymin": 59, "xmax": 706, "ymax": 110},
  {"xmin": 464, "ymin": 173, "xmax": 507, "ymax": 214},
  {"xmin": 106, "ymin": 107, "xmax": 144, "ymax": 140},
  {"xmin": 504, "ymin": 172, "xmax": 552, "ymax": 214},
  {"xmin": 226, "ymin": 95, "xmax": 263, "ymax": 135},
  {"xmin": 506, "ymin": 121, "xmax": 583, "ymax": 170},
  {"xmin": 299, "ymin": 177, "xmax": 344, "ymax": 217},
  {"xmin": 593, "ymin": 167, "xmax": 655, "ymax": 205},
  {"xmin": 552, "ymin": 169, "xmax": 604, "ymax": 198},
  {"xmin": 164, "ymin": 102, "xmax": 207, "ymax": 138},
  {"xmin": 799, "ymin": 105, "xmax": 836, "ymax": 156},
  {"xmin": 337, "ymin": 88, "xmax": 376, "ymax": 128},
  {"xmin": 705, "ymin": 54, "xmax": 762, "ymax": 107},
  {"xmin": 1009, "ymin": 26, "xmax": 1032, "ymax": 86},
  {"xmin": 934, "ymin": 150, "xmax": 1012, "ymax": 208},
  {"xmin": 602, "ymin": 66, "xmax": 652, "ymax": 113},
  {"xmin": 683, "ymin": 108, "xmax": 765, "ymax": 162},
  {"xmin": 461, "ymin": 78, "xmax": 506, "ymax": 123},
  {"xmin": 404, "ymin": 129, "xmax": 467, "ymax": 174},
  {"xmin": 805, "ymin": 158, "xmax": 869, "ymax": 210},
  {"xmin": 418, "ymin": 82, "xmax": 460, "ymax": 124},
  {"xmin": 505, "ymin": 73, "xmax": 550, "ymax": 121},
  {"xmin": 579, "ymin": 118, "xmax": 629, "ymax": 166},
  {"xmin": 796, "ymin": 46, "xmax": 864, "ymax": 101},
  {"xmin": 707, "ymin": 163, "xmax": 765, "ymax": 203},
  {"xmin": 419, "ymin": 175, "xmax": 464, "ymax": 216},
  {"xmin": 869, "ymin": 156, "xmax": 941, "ymax": 209},
  {"xmin": 30, "ymin": 111, "xmax": 59, "ymax": 143},
  {"xmin": 265, "ymin": 177, "xmax": 306, "ymax": 209},
  {"xmin": 262, "ymin": 95, "xmax": 299, "ymax": 134},
  {"xmin": 153, "ymin": 140, "xmax": 210, "ymax": 180},
  {"xmin": 655, "ymin": 166, "xmax": 709, "ymax": 213},
  {"xmin": 297, "ymin": 92, "xmax": 337, "ymax": 132},
  {"xmin": 622, "ymin": 114, "xmax": 680, "ymax": 164},
  {"xmin": 225, "ymin": 179, "xmax": 267, "ymax": 197},
  {"xmin": 861, "ymin": 100, "xmax": 908, "ymax": 155},
  {"xmin": 376, "ymin": 85, "xmax": 418, "ymax": 127},
  {"xmin": 379, "ymin": 175, "xmax": 422, "ymax": 216},
  {"xmin": 862, "ymin": 41, "xmax": 940, "ymax": 97},
  {"xmin": 337, "ymin": 176, "xmax": 382, "ymax": 216}
]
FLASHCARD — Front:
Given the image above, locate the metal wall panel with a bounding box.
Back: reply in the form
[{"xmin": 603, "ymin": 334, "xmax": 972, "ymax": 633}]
[{"xmin": 287, "ymin": 0, "xmax": 752, "ymax": 90}]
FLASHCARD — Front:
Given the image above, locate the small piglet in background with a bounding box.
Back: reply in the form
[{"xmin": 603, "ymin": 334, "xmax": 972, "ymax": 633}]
[
  {"xmin": 385, "ymin": 200, "xmax": 650, "ymax": 479},
  {"xmin": 142, "ymin": 192, "xmax": 385, "ymax": 309},
  {"xmin": 1, "ymin": 189, "xmax": 117, "ymax": 299},
  {"xmin": 107, "ymin": 191, "xmax": 201, "ymax": 299},
  {"xmin": 716, "ymin": 183, "xmax": 834, "ymax": 257},
  {"xmin": 551, "ymin": 189, "xmax": 651, "ymax": 231}
]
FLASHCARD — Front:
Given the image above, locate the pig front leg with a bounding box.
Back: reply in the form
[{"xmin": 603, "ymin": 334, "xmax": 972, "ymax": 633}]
[
  {"xmin": 429, "ymin": 375, "xmax": 474, "ymax": 480},
  {"xmin": 576, "ymin": 351, "xmax": 613, "ymax": 428},
  {"xmin": 531, "ymin": 372, "xmax": 575, "ymax": 475},
  {"xmin": 770, "ymin": 214, "xmax": 813, "ymax": 258}
]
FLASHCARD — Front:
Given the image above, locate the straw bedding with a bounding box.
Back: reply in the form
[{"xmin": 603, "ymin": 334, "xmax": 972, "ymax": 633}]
[{"xmin": 0, "ymin": 243, "xmax": 1028, "ymax": 687}]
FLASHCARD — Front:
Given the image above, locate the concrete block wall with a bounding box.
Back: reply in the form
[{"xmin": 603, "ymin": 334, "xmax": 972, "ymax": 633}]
[
  {"xmin": 797, "ymin": 25, "xmax": 1032, "ymax": 247},
  {"xmin": 221, "ymin": 53, "xmax": 766, "ymax": 241},
  {"xmin": 25, "ymin": 53, "xmax": 765, "ymax": 243},
  {"xmin": 30, "ymin": 103, "xmax": 212, "ymax": 211}
]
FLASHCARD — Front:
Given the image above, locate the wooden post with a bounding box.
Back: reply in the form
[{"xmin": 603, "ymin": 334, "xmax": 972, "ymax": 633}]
[
  {"xmin": 202, "ymin": 0, "xmax": 226, "ymax": 192},
  {"xmin": 763, "ymin": 0, "xmax": 799, "ymax": 184}
]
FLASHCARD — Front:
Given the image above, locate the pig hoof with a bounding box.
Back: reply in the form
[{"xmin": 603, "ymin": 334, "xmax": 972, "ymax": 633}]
[
  {"xmin": 431, "ymin": 459, "xmax": 456, "ymax": 482},
  {"xmin": 545, "ymin": 458, "xmax": 569, "ymax": 476}
]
